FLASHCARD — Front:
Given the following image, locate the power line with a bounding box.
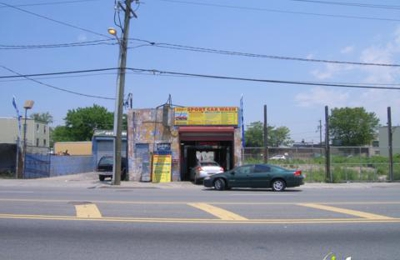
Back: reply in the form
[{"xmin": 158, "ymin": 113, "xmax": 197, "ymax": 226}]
[
  {"xmin": 4, "ymin": 36, "xmax": 400, "ymax": 68},
  {"xmin": 290, "ymin": 0, "xmax": 400, "ymax": 10},
  {"xmin": 0, "ymin": 39, "xmax": 117, "ymax": 50},
  {"xmin": 5, "ymin": 67, "xmax": 399, "ymax": 87},
  {"xmin": 0, "ymin": 65, "xmax": 115, "ymax": 100},
  {"xmin": 0, "ymin": 67, "xmax": 117, "ymax": 79},
  {"xmin": 2, "ymin": 66, "xmax": 400, "ymax": 90},
  {"xmin": 0, "ymin": 2, "xmax": 111, "ymax": 39},
  {"xmin": 0, "ymin": 72, "xmax": 117, "ymax": 83},
  {"xmin": 133, "ymin": 39, "xmax": 400, "ymax": 68},
  {"xmin": 129, "ymin": 68, "xmax": 400, "ymax": 90},
  {"xmin": 155, "ymin": 0, "xmax": 400, "ymax": 23},
  {"xmin": 0, "ymin": 0, "xmax": 101, "ymax": 8}
]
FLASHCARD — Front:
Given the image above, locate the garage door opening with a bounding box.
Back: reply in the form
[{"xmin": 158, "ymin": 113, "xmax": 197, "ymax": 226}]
[{"xmin": 178, "ymin": 127, "xmax": 235, "ymax": 181}]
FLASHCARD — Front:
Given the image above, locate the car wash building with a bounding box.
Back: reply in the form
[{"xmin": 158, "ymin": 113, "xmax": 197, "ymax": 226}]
[{"xmin": 127, "ymin": 105, "xmax": 243, "ymax": 182}]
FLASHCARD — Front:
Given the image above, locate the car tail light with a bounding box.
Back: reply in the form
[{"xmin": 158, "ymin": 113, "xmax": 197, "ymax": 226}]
[
  {"xmin": 196, "ymin": 166, "xmax": 203, "ymax": 171},
  {"xmin": 219, "ymin": 167, "xmax": 224, "ymax": 171},
  {"xmin": 294, "ymin": 170, "xmax": 302, "ymax": 176}
]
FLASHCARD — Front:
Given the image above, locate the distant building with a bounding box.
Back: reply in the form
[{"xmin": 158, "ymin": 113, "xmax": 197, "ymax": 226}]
[
  {"xmin": 54, "ymin": 141, "xmax": 92, "ymax": 156},
  {"xmin": 0, "ymin": 117, "xmax": 49, "ymax": 147},
  {"xmin": 379, "ymin": 126, "xmax": 400, "ymax": 157},
  {"xmin": 92, "ymin": 129, "xmax": 127, "ymax": 164}
]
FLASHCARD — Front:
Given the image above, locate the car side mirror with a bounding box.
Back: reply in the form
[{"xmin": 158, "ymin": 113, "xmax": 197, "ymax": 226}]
[{"xmin": 230, "ymin": 171, "xmax": 235, "ymax": 175}]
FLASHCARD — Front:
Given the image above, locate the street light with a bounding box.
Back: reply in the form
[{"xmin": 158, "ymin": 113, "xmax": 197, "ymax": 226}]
[
  {"xmin": 22, "ymin": 100, "xmax": 34, "ymax": 178},
  {"xmin": 108, "ymin": 27, "xmax": 117, "ymax": 36}
]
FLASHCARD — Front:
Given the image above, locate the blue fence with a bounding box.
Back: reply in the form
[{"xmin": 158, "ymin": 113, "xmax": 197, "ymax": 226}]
[
  {"xmin": 50, "ymin": 155, "xmax": 95, "ymax": 177},
  {"xmin": 24, "ymin": 153, "xmax": 51, "ymax": 178}
]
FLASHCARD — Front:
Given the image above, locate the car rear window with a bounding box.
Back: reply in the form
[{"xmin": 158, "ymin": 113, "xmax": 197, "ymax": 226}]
[
  {"xmin": 99, "ymin": 157, "xmax": 113, "ymax": 165},
  {"xmin": 200, "ymin": 162, "xmax": 218, "ymax": 166}
]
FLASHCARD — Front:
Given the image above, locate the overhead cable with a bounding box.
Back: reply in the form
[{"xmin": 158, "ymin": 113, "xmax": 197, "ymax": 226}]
[
  {"xmin": 0, "ymin": 66, "xmax": 115, "ymax": 100},
  {"xmin": 4, "ymin": 36, "xmax": 400, "ymax": 68},
  {"xmin": 1, "ymin": 66, "xmax": 400, "ymax": 90},
  {"xmin": 128, "ymin": 68, "xmax": 400, "ymax": 90},
  {"xmin": 156, "ymin": 0, "xmax": 400, "ymax": 23},
  {"xmin": 131, "ymin": 39, "xmax": 400, "ymax": 68},
  {"xmin": 290, "ymin": 0, "xmax": 400, "ymax": 10},
  {"xmin": 0, "ymin": 2, "xmax": 112, "ymax": 39},
  {"xmin": 0, "ymin": 39, "xmax": 117, "ymax": 50},
  {"xmin": 0, "ymin": 0, "xmax": 100, "ymax": 8},
  {"xmin": 0, "ymin": 67, "xmax": 117, "ymax": 79}
]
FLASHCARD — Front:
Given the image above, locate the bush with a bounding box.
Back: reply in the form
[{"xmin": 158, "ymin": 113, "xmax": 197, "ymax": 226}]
[
  {"xmin": 304, "ymin": 168, "xmax": 325, "ymax": 182},
  {"xmin": 0, "ymin": 170, "xmax": 14, "ymax": 179}
]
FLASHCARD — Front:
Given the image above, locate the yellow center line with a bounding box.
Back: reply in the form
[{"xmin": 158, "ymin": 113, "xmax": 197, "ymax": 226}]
[
  {"xmin": 298, "ymin": 203, "xmax": 393, "ymax": 220},
  {"xmin": 1, "ymin": 213, "xmax": 400, "ymax": 224},
  {"xmin": 1, "ymin": 198, "xmax": 400, "ymax": 206},
  {"xmin": 188, "ymin": 203, "xmax": 248, "ymax": 221},
  {"xmin": 75, "ymin": 204, "xmax": 102, "ymax": 219}
]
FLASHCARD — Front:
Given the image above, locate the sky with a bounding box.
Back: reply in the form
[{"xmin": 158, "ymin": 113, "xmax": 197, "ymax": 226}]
[{"xmin": 2, "ymin": 0, "xmax": 400, "ymax": 143}]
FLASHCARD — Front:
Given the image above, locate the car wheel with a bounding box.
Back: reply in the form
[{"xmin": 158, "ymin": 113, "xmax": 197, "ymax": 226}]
[
  {"xmin": 272, "ymin": 179, "xmax": 286, "ymax": 191},
  {"xmin": 99, "ymin": 175, "xmax": 105, "ymax": 181},
  {"xmin": 214, "ymin": 178, "xmax": 226, "ymax": 191}
]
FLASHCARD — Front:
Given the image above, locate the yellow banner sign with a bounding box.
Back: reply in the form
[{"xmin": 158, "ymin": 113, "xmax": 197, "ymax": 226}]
[
  {"xmin": 152, "ymin": 154, "xmax": 172, "ymax": 183},
  {"xmin": 174, "ymin": 107, "xmax": 238, "ymax": 126}
]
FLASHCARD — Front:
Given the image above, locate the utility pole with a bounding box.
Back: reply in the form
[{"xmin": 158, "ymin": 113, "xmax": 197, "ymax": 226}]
[
  {"xmin": 263, "ymin": 105, "xmax": 268, "ymax": 163},
  {"xmin": 112, "ymin": 0, "xmax": 135, "ymax": 185},
  {"xmin": 388, "ymin": 107, "xmax": 393, "ymax": 182}
]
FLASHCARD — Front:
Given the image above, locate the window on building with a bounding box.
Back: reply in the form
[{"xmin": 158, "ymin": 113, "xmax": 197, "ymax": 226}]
[
  {"xmin": 44, "ymin": 126, "xmax": 47, "ymax": 134},
  {"xmin": 44, "ymin": 139, "xmax": 47, "ymax": 147},
  {"xmin": 36, "ymin": 124, "xmax": 40, "ymax": 132},
  {"xmin": 36, "ymin": 138, "xmax": 39, "ymax": 147}
]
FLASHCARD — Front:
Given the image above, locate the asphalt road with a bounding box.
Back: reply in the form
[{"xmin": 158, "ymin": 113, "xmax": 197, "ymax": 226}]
[{"xmin": 1, "ymin": 175, "xmax": 400, "ymax": 260}]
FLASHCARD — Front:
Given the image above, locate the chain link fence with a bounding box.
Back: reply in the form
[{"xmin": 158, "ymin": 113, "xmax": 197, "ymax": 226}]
[{"xmin": 243, "ymin": 146, "xmax": 399, "ymax": 183}]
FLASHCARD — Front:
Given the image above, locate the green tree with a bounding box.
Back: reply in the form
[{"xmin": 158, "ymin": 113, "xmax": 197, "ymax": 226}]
[
  {"xmin": 244, "ymin": 121, "xmax": 293, "ymax": 147},
  {"xmin": 245, "ymin": 121, "xmax": 264, "ymax": 147},
  {"xmin": 52, "ymin": 105, "xmax": 114, "ymax": 142},
  {"xmin": 270, "ymin": 126, "xmax": 293, "ymax": 147},
  {"xmin": 329, "ymin": 107, "xmax": 380, "ymax": 146},
  {"xmin": 30, "ymin": 112, "xmax": 53, "ymax": 124},
  {"xmin": 51, "ymin": 126, "xmax": 70, "ymax": 142}
]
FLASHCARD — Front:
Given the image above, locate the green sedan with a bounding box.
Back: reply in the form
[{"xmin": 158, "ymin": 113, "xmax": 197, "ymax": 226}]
[{"xmin": 203, "ymin": 164, "xmax": 304, "ymax": 191}]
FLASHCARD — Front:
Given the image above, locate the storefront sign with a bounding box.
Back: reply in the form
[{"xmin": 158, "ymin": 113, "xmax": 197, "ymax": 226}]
[
  {"xmin": 156, "ymin": 142, "xmax": 171, "ymax": 152},
  {"xmin": 151, "ymin": 154, "xmax": 172, "ymax": 183},
  {"xmin": 93, "ymin": 130, "xmax": 127, "ymax": 137},
  {"xmin": 174, "ymin": 107, "xmax": 238, "ymax": 126}
]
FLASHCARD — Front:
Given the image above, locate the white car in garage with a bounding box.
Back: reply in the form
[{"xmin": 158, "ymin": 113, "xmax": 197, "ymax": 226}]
[{"xmin": 190, "ymin": 161, "xmax": 224, "ymax": 184}]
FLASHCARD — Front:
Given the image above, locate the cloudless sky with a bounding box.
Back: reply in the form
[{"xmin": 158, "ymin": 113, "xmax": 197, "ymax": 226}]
[{"xmin": 2, "ymin": 0, "xmax": 400, "ymax": 143}]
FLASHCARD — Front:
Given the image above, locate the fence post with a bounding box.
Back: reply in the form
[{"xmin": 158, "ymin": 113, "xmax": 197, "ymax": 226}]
[{"xmin": 325, "ymin": 106, "xmax": 331, "ymax": 182}]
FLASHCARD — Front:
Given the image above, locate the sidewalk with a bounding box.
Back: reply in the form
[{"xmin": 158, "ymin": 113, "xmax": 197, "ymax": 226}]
[
  {"xmin": 0, "ymin": 172, "xmax": 399, "ymax": 189},
  {"xmin": 0, "ymin": 172, "xmax": 199, "ymax": 189}
]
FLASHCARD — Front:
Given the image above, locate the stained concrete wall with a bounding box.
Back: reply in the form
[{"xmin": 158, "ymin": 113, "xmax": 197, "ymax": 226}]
[
  {"xmin": 128, "ymin": 108, "xmax": 180, "ymax": 181},
  {"xmin": 127, "ymin": 107, "xmax": 243, "ymax": 182}
]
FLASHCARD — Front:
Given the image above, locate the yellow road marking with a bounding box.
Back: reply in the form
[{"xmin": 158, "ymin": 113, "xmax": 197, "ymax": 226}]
[
  {"xmin": 188, "ymin": 203, "xmax": 248, "ymax": 221},
  {"xmin": 0, "ymin": 213, "xmax": 400, "ymax": 224},
  {"xmin": 1, "ymin": 198, "xmax": 400, "ymax": 206},
  {"xmin": 75, "ymin": 204, "xmax": 102, "ymax": 219},
  {"xmin": 299, "ymin": 203, "xmax": 393, "ymax": 220}
]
